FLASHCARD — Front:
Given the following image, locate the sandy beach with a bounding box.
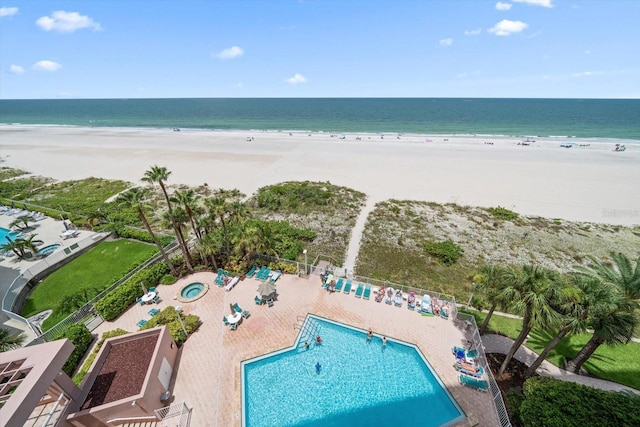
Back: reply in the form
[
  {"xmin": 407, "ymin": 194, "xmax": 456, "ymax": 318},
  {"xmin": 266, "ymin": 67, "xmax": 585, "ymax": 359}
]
[{"xmin": 1, "ymin": 125, "xmax": 639, "ymax": 226}]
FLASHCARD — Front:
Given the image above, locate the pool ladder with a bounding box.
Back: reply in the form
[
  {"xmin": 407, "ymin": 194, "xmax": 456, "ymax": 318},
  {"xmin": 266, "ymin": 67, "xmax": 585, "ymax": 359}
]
[{"xmin": 294, "ymin": 316, "xmax": 321, "ymax": 349}]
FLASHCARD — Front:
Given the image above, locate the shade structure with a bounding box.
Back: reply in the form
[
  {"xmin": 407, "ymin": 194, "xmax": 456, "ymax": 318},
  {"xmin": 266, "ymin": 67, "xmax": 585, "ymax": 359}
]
[{"xmin": 257, "ymin": 281, "xmax": 277, "ymax": 299}]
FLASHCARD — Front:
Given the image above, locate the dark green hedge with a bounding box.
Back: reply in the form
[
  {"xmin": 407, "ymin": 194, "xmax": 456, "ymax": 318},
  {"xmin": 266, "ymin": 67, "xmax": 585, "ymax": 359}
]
[
  {"xmin": 106, "ymin": 222, "xmax": 173, "ymax": 246},
  {"xmin": 94, "ymin": 263, "xmax": 170, "ymax": 320},
  {"xmin": 58, "ymin": 324, "xmax": 94, "ymax": 376},
  {"xmin": 519, "ymin": 376, "xmax": 640, "ymax": 427}
]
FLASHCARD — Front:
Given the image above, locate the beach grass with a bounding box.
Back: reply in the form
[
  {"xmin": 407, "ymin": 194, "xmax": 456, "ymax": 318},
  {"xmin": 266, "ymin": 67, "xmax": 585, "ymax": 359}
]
[
  {"xmin": 0, "ymin": 166, "xmax": 29, "ymax": 181},
  {"xmin": 461, "ymin": 309, "xmax": 640, "ymax": 391},
  {"xmin": 21, "ymin": 240, "xmax": 157, "ymax": 330}
]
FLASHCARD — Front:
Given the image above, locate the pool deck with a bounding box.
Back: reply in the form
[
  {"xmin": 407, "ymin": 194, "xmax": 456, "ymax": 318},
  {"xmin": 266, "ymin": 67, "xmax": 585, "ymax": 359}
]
[{"xmin": 93, "ymin": 271, "xmax": 498, "ymax": 427}]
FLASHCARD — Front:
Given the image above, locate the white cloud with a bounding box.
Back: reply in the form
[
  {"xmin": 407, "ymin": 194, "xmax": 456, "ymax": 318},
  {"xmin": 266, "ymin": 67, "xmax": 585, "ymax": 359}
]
[
  {"xmin": 464, "ymin": 28, "xmax": 482, "ymax": 36},
  {"xmin": 216, "ymin": 46, "xmax": 244, "ymax": 60},
  {"xmin": 9, "ymin": 64, "xmax": 24, "ymax": 74},
  {"xmin": 513, "ymin": 0, "xmax": 553, "ymax": 7},
  {"xmin": 0, "ymin": 6, "xmax": 18, "ymax": 17},
  {"xmin": 573, "ymin": 71, "xmax": 601, "ymax": 78},
  {"xmin": 439, "ymin": 38, "xmax": 453, "ymax": 46},
  {"xmin": 488, "ymin": 20, "xmax": 528, "ymax": 36},
  {"xmin": 286, "ymin": 73, "xmax": 308, "ymax": 85},
  {"xmin": 36, "ymin": 10, "xmax": 102, "ymax": 33},
  {"xmin": 32, "ymin": 60, "xmax": 62, "ymax": 71},
  {"xmin": 496, "ymin": 2, "xmax": 512, "ymax": 11}
]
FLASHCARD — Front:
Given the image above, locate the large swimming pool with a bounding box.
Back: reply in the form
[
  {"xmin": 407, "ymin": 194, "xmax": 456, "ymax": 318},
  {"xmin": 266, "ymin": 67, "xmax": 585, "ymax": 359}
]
[{"xmin": 242, "ymin": 316, "xmax": 464, "ymax": 427}]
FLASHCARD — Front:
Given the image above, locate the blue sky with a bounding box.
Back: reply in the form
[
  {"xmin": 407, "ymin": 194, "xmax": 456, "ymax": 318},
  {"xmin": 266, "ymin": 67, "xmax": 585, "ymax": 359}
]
[{"xmin": 1, "ymin": 0, "xmax": 639, "ymax": 99}]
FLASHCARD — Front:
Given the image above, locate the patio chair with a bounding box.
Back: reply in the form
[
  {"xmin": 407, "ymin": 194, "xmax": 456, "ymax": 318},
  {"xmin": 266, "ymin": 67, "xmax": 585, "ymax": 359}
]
[
  {"xmin": 152, "ymin": 295, "xmax": 162, "ymax": 304},
  {"xmin": 136, "ymin": 297, "xmax": 145, "ymax": 306},
  {"xmin": 137, "ymin": 319, "xmax": 147, "ymax": 328},
  {"xmin": 394, "ymin": 291, "xmax": 403, "ymax": 307},
  {"xmin": 246, "ymin": 264, "xmax": 258, "ymax": 278},
  {"xmin": 255, "ymin": 295, "xmax": 263, "ymax": 305},
  {"xmin": 148, "ymin": 308, "xmax": 160, "ymax": 316},
  {"xmin": 355, "ymin": 282, "xmax": 364, "ymax": 298},
  {"xmin": 419, "ymin": 295, "xmax": 432, "ymax": 314},
  {"xmin": 242, "ymin": 309, "xmax": 251, "ymax": 319},
  {"xmin": 363, "ymin": 284, "xmax": 371, "ymax": 300},
  {"xmin": 407, "ymin": 292, "xmax": 416, "ymax": 310},
  {"xmin": 343, "ymin": 279, "xmax": 352, "ymax": 294},
  {"xmin": 223, "ymin": 316, "xmax": 230, "ymax": 326},
  {"xmin": 455, "ymin": 362, "xmax": 484, "ymax": 378},
  {"xmin": 458, "ymin": 373, "xmax": 489, "ymax": 392},
  {"xmin": 149, "ymin": 287, "xmax": 156, "ymax": 293},
  {"xmin": 269, "ymin": 270, "xmax": 282, "ymax": 283},
  {"xmin": 230, "ymin": 323, "xmax": 238, "ymax": 331},
  {"xmin": 233, "ymin": 303, "xmax": 243, "ymax": 313},
  {"xmin": 267, "ymin": 298, "xmax": 274, "ymax": 307}
]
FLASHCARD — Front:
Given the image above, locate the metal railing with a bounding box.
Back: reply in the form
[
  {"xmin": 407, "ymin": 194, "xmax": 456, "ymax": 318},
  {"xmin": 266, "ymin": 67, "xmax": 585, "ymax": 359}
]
[
  {"xmin": 154, "ymin": 401, "xmax": 192, "ymax": 427},
  {"xmin": 456, "ymin": 312, "xmax": 512, "ymax": 427}
]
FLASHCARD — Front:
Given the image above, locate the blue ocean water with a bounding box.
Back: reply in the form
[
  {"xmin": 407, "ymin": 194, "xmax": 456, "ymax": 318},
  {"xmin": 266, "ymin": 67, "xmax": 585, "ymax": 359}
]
[
  {"xmin": 242, "ymin": 316, "xmax": 464, "ymax": 427},
  {"xmin": 1, "ymin": 98, "xmax": 639, "ymax": 140}
]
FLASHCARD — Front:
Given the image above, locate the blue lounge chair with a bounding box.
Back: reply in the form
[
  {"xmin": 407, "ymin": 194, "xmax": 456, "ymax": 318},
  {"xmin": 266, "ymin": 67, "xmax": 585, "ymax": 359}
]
[
  {"xmin": 136, "ymin": 297, "xmax": 145, "ymax": 306},
  {"xmin": 355, "ymin": 283, "xmax": 364, "ymax": 298},
  {"xmin": 149, "ymin": 287, "xmax": 156, "ymax": 293},
  {"xmin": 362, "ymin": 284, "xmax": 371, "ymax": 300},
  {"xmin": 230, "ymin": 323, "xmax": 238, "ymax": 331},
  {"xmin": 343, "ymin": 279, "xmax": 352, "ymax": 294},
  {"xmin": 233, "ymin": 303, "xmax": 242, "ymax": 313},
  {"xmin": 136, "ymin": 319, "xmax": 147, "ymax": 328},
  {"xmin": 246, "ymin": 264, "xmax": 258, "ymax": 277},
  {"xmin": 407, "ymin": 292, "xmax": 416, "ymax": 310},
  {"xmin": 453, "ymin": 346, "xmax": 478, "ymax": 361},
  {"xmin": 269, "ymin": 270, "xmax": 282, "ymax": 283},
  {"xmin": 334, "ymin": 278, "xmax": 344, "ymax": 292},
  {"xmin": 254, "ymin": 266, "xmax": 266, "ymax": 280},
  {"xmin": 455, "ymin": 362, "xmax": 484, "ymax": 378},
  {"xmin": 242, "ymin": 309, "xmax": 251, "ymax": 319},
  {"xmin": 458, "ymin": 373, "xmax": 489, "ymax": 392},
  {"xmin": 255, "ymin": 295, "xmax": 263, "ymax": 305},
  {"xmin": 385, "ymin": 288, "xmax": 394, "ymax": 305},
  {"xmin": 394, "ymin": 292, "xmax": 403, "ymax": 307},
  {"xmin": 148, "ymin": 308, "xmax": 160, "ymax": 316},
  {"xmin": 152, "ymin": 295, "xmax": 162, "ymax": 304}
]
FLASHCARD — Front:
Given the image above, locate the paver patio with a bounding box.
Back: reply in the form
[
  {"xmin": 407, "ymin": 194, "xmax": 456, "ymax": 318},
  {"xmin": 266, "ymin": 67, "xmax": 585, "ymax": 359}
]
[{"xmin": 93, "ymin": 271, "xmax": 498, "ymax": 427}]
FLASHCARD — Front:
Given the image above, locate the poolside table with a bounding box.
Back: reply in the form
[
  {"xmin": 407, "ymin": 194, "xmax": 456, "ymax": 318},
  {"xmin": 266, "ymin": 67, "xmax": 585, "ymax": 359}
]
[
  {"xmin": 141, "ymin": 291, "xmax": 157, "ymax": 304},
  {"xmin": 228, "ymin": 312, "xmax": 242, "ymax": 326}
]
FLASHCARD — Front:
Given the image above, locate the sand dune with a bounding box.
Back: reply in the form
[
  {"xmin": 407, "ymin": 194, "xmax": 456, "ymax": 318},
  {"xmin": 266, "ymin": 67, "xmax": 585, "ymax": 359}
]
[{"xmin": 1, "ymin": 125, "xmax": 638, "ymax": 225}]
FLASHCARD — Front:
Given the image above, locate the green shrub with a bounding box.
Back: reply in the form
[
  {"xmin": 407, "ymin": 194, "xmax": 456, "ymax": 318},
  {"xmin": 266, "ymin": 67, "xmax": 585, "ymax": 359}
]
[
  {"xmin": 94, "ymin": 263, "xmax": 169, "ymax": 320},
  {"xmin": 72, "ymin": 328, "xmax": 129, "ymax": 385},
  {"xmin": 141, "ymin": 306, "xmax": 200, "ymax": 346},
  {"xmin": 160, "ymin": 274, "xmax": 178, "ymax": 285},
  {"xmin": 256, "ymin": 181, "xmax": 333, "ymax": 212},
  {"xmin": 422, "ymin": 240, "xmax": 464, "ymax": 265},
  {"xmin": 58, "ymin": 324, "xmax": 94, "ymax": 376},
  {"xmin": 109, "ymin": 222, "xmax": 173, "ymax": 245},
  {"xmin": 487, "ymin": 206, "xmax": 519, "ymax": 221},
  {"xmin": 519, "ymin": 376, "xmax": 640, "ymax": 427}
]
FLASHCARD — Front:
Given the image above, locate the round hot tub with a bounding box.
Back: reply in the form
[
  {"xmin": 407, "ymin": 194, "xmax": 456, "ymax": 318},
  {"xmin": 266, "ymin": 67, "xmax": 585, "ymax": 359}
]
[
  {"xmin": 177, "ymin": 281, "xmax": 209, "ymax": 303},
  {"xmin": 38, "ymin": 244, "xmax": 61, "ymax": 257}
]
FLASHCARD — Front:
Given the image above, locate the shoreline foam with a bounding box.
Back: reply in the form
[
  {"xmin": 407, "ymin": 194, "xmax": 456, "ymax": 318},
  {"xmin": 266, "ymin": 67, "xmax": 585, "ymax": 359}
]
[{"xmin": 1, "ymin": 125, "xmax": 639, "ymax": 226}]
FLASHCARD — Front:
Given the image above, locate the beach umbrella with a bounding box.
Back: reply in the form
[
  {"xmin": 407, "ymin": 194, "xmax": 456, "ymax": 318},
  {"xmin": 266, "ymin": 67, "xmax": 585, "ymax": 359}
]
[
  {"xmin": 257, "ymin": 281, "xmax": 277, "ymax": 298},
  {"xmin": 140, "ymin": 283, "xmax": 148, "ymax": 294}
]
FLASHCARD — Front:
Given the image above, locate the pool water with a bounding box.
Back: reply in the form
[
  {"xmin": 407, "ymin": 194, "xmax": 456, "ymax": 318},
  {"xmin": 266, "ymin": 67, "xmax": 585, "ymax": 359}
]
[
  {"xmin": 181, "ymin": 282, "xmax": 204, "ymax": 299},
  {"xmin": 0, "ymin": 227, "xmax": 20, "ymax": 242},
  {"xmin": 242, "ymin": 316, "xmax": 464, "ymax": 427},
  {"xmin": 38, "ymin": 244, "xmax": 61, "ymax": 256}
]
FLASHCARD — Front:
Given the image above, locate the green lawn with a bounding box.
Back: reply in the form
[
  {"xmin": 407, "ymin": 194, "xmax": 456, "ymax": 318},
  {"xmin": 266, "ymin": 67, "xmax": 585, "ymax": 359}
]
[
  {"xmin": 22, "ymin": 240, "xmax": 157, "ymax": 330},
  {"xmin": 462, "ymin": 309, "xmax": 640, "ymax": 391}
]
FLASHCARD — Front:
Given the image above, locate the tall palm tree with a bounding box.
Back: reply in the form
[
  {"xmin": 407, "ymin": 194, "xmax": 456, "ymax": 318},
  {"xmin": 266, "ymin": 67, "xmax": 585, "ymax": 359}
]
[
  {"xmin": 142, "ymin": 165, "xmax": 193, "ymax": 272},
  {"xmin": 497, "ymin": 264, "xmax": 563, "ymax": 377},
  {"xmin": 524, "ymin": 274, "xmax": 598, "ymax": 377},
  {"xmin": 565, "ymin": 253, "xmax": 640, "ymax": 374},
  {"xmin": 474, "ymin": 264, "xmax": 509, "ymax": 334},
  {"xmin": 9, "ymin": 215, "xmax": 32, "ymax": 231},
  {"xmin": 163, "ymin": 206, "xmax": 193, "ymax": 266},
  {"xmin": 173, "ymin": 189, "xmax": 202, "ymax": 241},
  {"xmin": 0, "ymin": 328, "xmax": 25, "ymax": 352},
  {"xmin": 117, "ymin": 188, "xmax": 177, "ymax": 275},
  {"xmin": 22, "ymin": 234, "xmax": 44, "ymax": 257},
  {"xmin": 205, "ymin": 196, "xmax": 231, "ymax": 259}
]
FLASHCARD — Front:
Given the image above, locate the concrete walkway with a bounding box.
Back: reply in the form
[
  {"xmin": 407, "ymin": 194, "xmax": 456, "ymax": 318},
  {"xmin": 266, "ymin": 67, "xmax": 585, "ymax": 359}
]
[{"xmin": 482, "ymin": 333, "xmax": 640, "ymax": 395}]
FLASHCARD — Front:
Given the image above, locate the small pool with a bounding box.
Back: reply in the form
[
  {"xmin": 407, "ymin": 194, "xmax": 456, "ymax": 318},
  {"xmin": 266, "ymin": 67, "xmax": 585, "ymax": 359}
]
[
  {"xmin": 38, "ymin": 244, "xmax": 61, "ymax": 256},
  {"xmin": 177, "ymin": 281, "xmax": 209, "ymax": 303},
  {"xmin": 242, "ymin": 315, "xmax": 465, "ymax": 427},
  {"xmin": 0, "ymin": 227, "xmax": 20, "ymax": 242}
]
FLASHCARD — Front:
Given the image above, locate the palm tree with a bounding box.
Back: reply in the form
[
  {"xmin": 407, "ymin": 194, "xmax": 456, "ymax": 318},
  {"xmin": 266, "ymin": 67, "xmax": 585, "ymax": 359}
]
[
  {"xmin": 22, "ymin": 234, "xmax": 44, "ymax": 257},
  {"xmin": 565, "ymin": 253, "xmax": 640, "ymax": 374},
  {"xmin": 0, "ymin": 328, "xmax": 25, "ymax": 351},
  {"xmin": 497, "ymin": 264, "xmax": 564, "ymax": 377},
  {"xmin": 474, "ymin": 264, "xmax": 509, "ymax": 334},
  {"xmin": 0, "ymin": 234, "xmax": 43, "ymax": 259},
  {"xmin": 142, "ymin": 165, "xmax": 193, "ymax": 272},
  {"xmin": 117, "ymin": 188, "xmax": 177, "ymax": 275},
  {"xmin": 205, "ymin": 196, "xmax": 231, "ymax": 259},
  {"xmin": 9, "ymin": 215, "xmax": 32, "ymax": 231},
  {"xmin": 524, "ymin": 274, "xmax": 598, "ymax": 377},
  {"xmin": 163, "ymin": 207, "xmax": 193, "ymax": 266},
  {"xmin": 173, "ymin": 189, "xmax": 202, "ymax": 241}
]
